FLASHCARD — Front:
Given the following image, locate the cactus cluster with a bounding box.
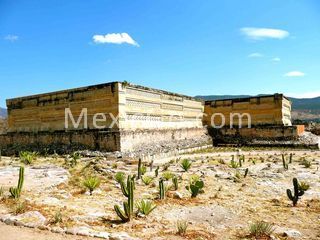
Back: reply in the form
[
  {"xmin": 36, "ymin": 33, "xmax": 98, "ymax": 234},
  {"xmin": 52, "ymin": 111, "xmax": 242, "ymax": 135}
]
[
  {"xmin": 9, "ymin": 166, "xmax": 24, "ymax": 199},
  {"xmin": 114, "ymin": 175, "xmax": 135, "ymax": 222},
  {"xmin": 286, "ymin": 178, "xmax": 304, "ymax": 206},
  {"xmin": 186, "ymin": 179, "xmax": 204, "ymax": 198}
]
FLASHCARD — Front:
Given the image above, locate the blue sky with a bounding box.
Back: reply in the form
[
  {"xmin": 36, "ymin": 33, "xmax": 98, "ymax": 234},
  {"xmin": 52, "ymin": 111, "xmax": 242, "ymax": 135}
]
[{"xmin": 0, "ymin": 0, "xmax": 320, "ymax": 108}]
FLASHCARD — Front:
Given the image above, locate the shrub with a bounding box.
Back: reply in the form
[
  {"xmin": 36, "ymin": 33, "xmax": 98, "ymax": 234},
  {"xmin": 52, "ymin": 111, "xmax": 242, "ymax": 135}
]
[
  {"xmin": 0, "ymin": 186, "xmax": 4, "ymax": 197},
  {"xmin": 249, "ymin": 221, "xmax": 275, "ymax": 238},
  {"xmin": 162, "ymin": 171, "xmax": 174, "ymax": 181},
  {"xmin": 142, "ymin": 175, "xmax": 154, "ymax": 185},
  {"xmin": 52, "ymin": 211, "xmax": 63, "ymax": 224},
  {"xmin": 189, "ymin": 174, "xmax": 200, "ymax": 184},
  {"xmin": 229, "ymin": 159, "xmax": 239, "ymax": 168},
  {"xmin": 13, "ymin": 201, "xmax": 27, "ymax": 215},
  {"xmin": 218, "ymin": 159, "xmax": 225, "ymax": 165},
  {"xmin": 176, "ymin": 220, "xmax": 188, "ymax": 236},
  {"xmin": 19, "ymin": 151, "xmax": 37, "ymax": 165},
  {"xmin": 180, "ymin": 159, "xmax": 192, "ymax": 172},
  {"xmin": 299, "ymin": 181, "xmax": 310, "ymax": 191},
  {"xmin": 114, "ymin": 172, "xmax": 125, "ymax": 184},
  {"xmin": 136, "ymin": 199, "xmax": 156, "ymax": 216},
  {"xmin": 83, "ymin": 176, "xmax": 100, "ymax": 195},
  {"xmin": 301, "ymin": 159, "xmax": 311, "ymax": 168}
]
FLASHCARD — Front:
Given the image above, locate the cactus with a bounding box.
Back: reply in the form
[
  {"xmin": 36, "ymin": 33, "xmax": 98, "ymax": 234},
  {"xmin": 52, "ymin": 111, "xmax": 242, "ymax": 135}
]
[
  {"xmin": 114, "ymin": 175, "xmax": 134, "ymax": 222},
  {"xmin": 137, "ymin": 158, "xmax": 142, "ymax": 180},
  {"xmin": 282, "ymin": 154, "xmax": 288, "ymax": 170},
  {"xmin": 172, "ymin": 176, "xmax": 178, "ymax": 191},
  {"xmin": 289, "ymin": 153, "xmax": 293, "ymax": 164},
  {"xmin": 9, "ymin": 166, "xmax": 24, "ymax": 199},
  {"xmin": 159, "ymin": 179, "xmax": 165, "ymax": 199},
  {"xmin": 186, "ymin": 179, "xmax": 204, "ymax": 198},
  {"xmin": 238, "ymin": 157, "xmax": 242, "ymax": 167},
  {"xmin": 0, "ymin": 149, "xmax": 2, "ymax": 161},
  {"xmin": 155, "ymin": 166, "xmax": 159, "ymax": 177},
  {"xmin": 244, "ymin": 168, "xmax": 249, "ymax": 178},
  {"xmin": 287, "ymin": 178, "xmax": 304, "ymax": 206}
]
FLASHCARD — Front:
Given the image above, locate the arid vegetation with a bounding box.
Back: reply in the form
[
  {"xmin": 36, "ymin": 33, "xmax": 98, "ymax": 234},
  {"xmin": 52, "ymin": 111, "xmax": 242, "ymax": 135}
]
[{"xmin": 0, "ymin": 147, "xmax": 319, "ymax": 239}]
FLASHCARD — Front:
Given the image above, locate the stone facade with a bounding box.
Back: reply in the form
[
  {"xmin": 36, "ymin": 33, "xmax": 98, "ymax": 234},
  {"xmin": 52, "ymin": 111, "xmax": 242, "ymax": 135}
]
[
  {"xmin": 0, "ymin": 83, "xmax": 307, "ymax": 153},
  {"xmin": 2, "ymin": 82, "xmax": 206, "ymax": 152},
  {"xmin": 203, "ymin": 94, "xmax": 292, "ymax": 128}
]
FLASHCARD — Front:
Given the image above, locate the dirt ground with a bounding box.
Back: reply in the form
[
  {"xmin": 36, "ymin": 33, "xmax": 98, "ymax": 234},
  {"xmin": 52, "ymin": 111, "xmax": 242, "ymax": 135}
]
[
  {"xmin": 0, "ymin": 222, "xmax": 97, "ymax": 240},
  {"xmin": 0, "ymin": 147, "xmax": 319, "ymax": 240}
]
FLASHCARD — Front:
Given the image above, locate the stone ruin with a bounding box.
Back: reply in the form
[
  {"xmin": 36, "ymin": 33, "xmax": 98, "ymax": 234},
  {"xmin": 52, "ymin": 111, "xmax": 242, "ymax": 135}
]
[{"xmin": 0, "ymin": 81, "xmax": 317, "ymax": 155}]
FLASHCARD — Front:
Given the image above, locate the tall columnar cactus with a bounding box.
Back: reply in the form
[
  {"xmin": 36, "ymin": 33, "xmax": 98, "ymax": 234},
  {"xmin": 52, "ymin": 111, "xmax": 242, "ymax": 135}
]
[
  {"xmin": 155, "ymin": 166, "xmax": 159, "ymax": 177},
  {"xmin": 137, "ymin": 158, "xmax": 142, "ymax": 180},
  {"xmin": 159, "ymin": 179, "xmax": 165, "ymax": 199},
  {"xmin": 287, "ymin": 178, "xmax": 304, "ymax": 206},
  {"xmin": 114, "ymin": 175, "xmax": 134, "ymax": 222},
  {"xmin": 289, "ymin": 153, "xmax": 293, "ymax": 164},
  {"xmin": 282, "ymin": 154, "xmax": 288, "ymax": 170},
  {"xmin": 172, "ymin": 176, "xmax": 178, "ymax": 191},
  {"xmin": 243, "ymin": 168, "xmax": 249, "ymax": 178},
  {"xmin": 238, "ymin": 157, "xmax": 242, "ymax": 167},
  {"xmin": 9, "ymin": 166, "xmax": 24, "ymax": 199}
]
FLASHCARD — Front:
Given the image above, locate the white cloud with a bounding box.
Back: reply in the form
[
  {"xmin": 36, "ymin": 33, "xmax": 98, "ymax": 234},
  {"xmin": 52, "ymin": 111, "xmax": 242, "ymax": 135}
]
[
  {"xmin": 271, "ymin": 57, "xmax": 280, "ymax": 62},
  {"xmin": 4, "ymin": 34, "xmax": 18, "ymax": 42},
  {"xmin": 93, "ymin": 33, "xmax": 139, "ymax": 46},
  {"xmin": 248, "ymin": 52, "xmax": 263, "ymax": 58},
  {"xmin": 240, "ymin": 27, "xmax": 289, "ymax": 40},
  {"xmin": 287, "ymin": 91, "xmax": 320, "ymax": 98},
  {"xmin": 284, "ymin": 71, "xmax": 305, "ymax": 77}
]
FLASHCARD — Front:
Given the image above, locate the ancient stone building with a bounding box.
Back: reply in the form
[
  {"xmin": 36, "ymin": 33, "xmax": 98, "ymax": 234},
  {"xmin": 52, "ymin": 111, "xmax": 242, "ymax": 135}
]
[
  {"xmin": 203, "ymin": 94, "xmax": 292, "ymax": 127},
  {"xmin": 0, "ymin": 83, "xmax": 309, "ymax": 153},
  {"xmin": 3, "ymin": 82, "xmax": 206, "ymax": 152},
  {"xmin": 204, "ymin": 94, "xmax": 304, "ymax": 144}
]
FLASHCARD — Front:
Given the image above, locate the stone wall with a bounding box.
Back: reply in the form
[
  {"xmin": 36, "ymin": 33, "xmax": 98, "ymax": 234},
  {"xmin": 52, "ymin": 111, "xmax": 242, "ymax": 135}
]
[
  {"xmin": 7, "ymin": 82, "xmax": 120, "ymax": 133},
  {"xmin": 0, "ymin": 130, "xmax": 120, "ymax": 154},
  {"xmin": 208, "ymin": 125, "xmax": 303, "ymax": 144},
  {"xmin": 119, "ymin": 83, "xmax": 204, "ymax": 130},
  {"xmin": 203, "ymin": 94, "xmax": 292, "ymax": 128},
  {"xmin": 119, "ymin": 127, "xmax": 208, "ymax": 152}
]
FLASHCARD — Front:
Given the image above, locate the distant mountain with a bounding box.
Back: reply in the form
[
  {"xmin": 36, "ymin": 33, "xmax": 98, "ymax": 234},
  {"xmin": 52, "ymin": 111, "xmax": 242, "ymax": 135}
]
[
  {"xmin": 196, "ymin": 95, "xmax": 320, "ymax": 122},
  {"xmin": 0, "ymin": 108, "xmax": 7, "ymax": 118}
]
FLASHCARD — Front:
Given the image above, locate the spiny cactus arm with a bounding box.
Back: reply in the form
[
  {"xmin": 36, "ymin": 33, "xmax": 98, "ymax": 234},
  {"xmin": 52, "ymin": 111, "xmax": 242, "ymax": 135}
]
[
  {"xmin": 114, "ymin": 204, "xmax": 129, "ymax": 222},
  {"xmin": 286, "ymin": 189, "xmax": 294, "ymax": 201},
  {"xmin": 120, "ymin": 180, "xmax": 129, "ymax": 197},
  {"xmin": 17, "ymin": 166, "xmax": 24, "ymax": 192},
  {"xmin": 128, "ymin": 178, "xmax": 134, "ymax": 216},
  {"xmin": 137, "ymin": 158, "xmax": 142, "ymax": 180},
  {"xmin": 159, "ymin": 179, "xmax": 165, "ymax": 199}
]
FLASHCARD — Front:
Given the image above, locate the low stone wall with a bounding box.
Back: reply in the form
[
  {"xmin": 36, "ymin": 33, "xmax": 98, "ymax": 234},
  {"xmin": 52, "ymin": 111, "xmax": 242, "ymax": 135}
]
[
  {"xmin": 119, "ymin": 127, "xmax": 209, "ymax": 152},
  {"xmin": 208, "ymin": 125, "xmax": 304, "ymax": 145},
  {"xmin": 0, "ymin": 130, "xmax": 120, "ymax": 155},
  {"xmin": 0, "ymin": 127, "xmax": 209, "ymax": 155}
]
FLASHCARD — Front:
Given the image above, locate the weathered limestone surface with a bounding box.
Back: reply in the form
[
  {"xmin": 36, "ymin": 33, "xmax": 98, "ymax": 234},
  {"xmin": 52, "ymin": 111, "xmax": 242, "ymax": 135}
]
[
  {"xmin": 204, "ymin": 94, "xmax": 292, "ymax": 127},
  {"xmin": 2, "ymin": 82, "xmax": 206, "ymax": 152}
]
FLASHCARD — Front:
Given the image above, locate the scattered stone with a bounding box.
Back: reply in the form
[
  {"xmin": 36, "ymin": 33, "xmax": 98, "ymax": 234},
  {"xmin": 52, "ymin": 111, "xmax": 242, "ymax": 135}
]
[
  {"xmin": 110, "ymin": 232, "xmax": 138, "ymax": 240},
  {"xmin": 173, "ymin": 191, "xmax": 183, "ymax": 199},
  {"xmin": 2, "ymin": 211, "xmax": 46, "ymax": 228},
  {"xmin": 283, "ymin": 229, "xmax": 302, "ymax": 239}
]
